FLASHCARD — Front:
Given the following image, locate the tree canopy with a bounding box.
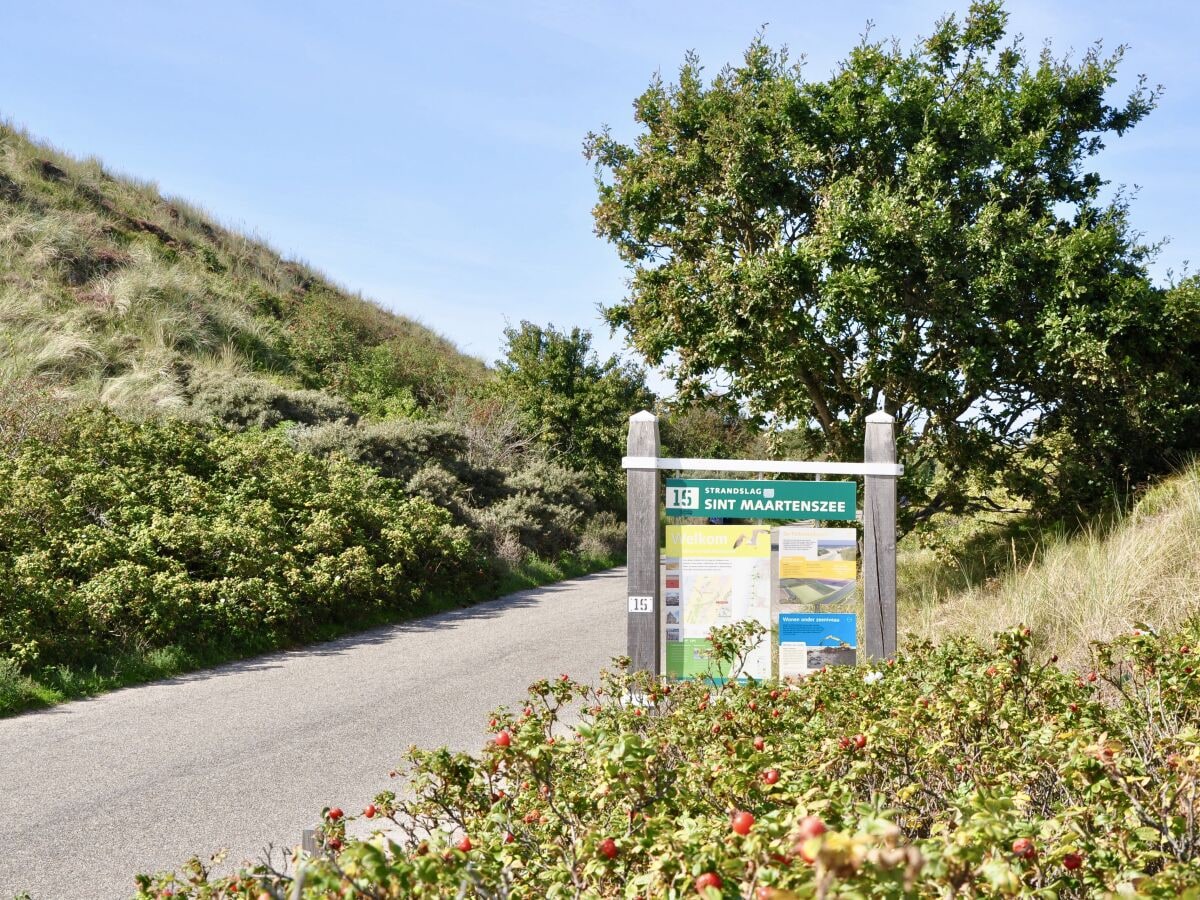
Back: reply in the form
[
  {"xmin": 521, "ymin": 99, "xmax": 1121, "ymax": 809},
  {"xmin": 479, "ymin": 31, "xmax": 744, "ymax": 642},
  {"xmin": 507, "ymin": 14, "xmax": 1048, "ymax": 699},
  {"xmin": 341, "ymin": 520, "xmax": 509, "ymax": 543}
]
[{"xmin": 587, "ymin": 1, "xmax": 1200, "ymax": 529}]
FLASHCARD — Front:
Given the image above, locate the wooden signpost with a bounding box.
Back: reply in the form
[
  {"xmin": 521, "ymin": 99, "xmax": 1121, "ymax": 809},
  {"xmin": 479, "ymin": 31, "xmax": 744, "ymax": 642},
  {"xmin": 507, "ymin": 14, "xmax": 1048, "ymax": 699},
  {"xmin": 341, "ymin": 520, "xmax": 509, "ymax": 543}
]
[
  {"xmin": 623, "ymin": 410, "xmax": 901, "ymax": 674},
  {"xmin": 625, "ymin": 411, "xmax": 661, "ymax": 675},
  {"xmin": 863, "ymin": 411, "xmax": 898, "ymax": 661}
]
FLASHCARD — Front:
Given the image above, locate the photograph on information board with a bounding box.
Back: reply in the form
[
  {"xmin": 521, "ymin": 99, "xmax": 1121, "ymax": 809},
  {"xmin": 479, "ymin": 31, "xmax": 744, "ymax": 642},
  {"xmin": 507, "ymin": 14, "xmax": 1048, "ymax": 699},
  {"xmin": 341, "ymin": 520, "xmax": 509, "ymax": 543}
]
[{"xmin": 777, "ymin": 526, "xmax": 857, "ymax": 607}]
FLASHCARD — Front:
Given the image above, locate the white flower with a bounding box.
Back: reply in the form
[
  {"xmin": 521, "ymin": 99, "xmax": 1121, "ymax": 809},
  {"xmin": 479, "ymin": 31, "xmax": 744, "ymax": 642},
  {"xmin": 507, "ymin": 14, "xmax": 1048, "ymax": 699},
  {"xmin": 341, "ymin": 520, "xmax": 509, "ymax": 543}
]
[{"xmin": 864, "ymin": 670, "xmax": 884, "ymax": 685}]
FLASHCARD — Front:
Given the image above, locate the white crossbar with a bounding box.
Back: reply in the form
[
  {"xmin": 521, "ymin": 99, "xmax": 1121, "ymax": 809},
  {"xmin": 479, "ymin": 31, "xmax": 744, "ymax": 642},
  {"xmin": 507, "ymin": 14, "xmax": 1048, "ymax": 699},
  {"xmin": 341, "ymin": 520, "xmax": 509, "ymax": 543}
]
[{"xmin": 621, "ymin": 456, "xmax": 903, "ymax": 477}]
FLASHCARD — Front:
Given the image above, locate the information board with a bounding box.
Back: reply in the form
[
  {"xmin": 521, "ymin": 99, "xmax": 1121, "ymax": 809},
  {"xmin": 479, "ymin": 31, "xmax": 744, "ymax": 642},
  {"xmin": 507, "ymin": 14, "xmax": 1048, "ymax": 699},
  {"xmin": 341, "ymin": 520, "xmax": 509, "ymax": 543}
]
[
  {"xmin": 666, "ymin": 478, "xmax": 856, "ymax": 520},
  {"xmin": 664, "ymin": 525, "xmax": 772, "ymax": 680}
]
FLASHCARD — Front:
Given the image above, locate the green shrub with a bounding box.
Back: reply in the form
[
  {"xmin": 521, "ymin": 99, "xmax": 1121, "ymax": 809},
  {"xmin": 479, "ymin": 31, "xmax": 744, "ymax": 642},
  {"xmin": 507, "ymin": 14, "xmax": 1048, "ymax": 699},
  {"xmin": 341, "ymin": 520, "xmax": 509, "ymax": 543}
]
[
  {"xmin": 504, "ymin": 457, "xmax": 596, "ymax": 519},
  {"xmin": 469, "ymin": 496, "xmax": 561, "ymax": 562},
  {"xmin": 292, "ymin": 419, "xmax": 463, "ymax": 479},
  {"xmin": 279, "ymin": 290, "xmax": 386, "ymax": 389},
  {"xmin": 659, "ymin": 397, "xmax": 769, "ymax": 460},
  {"xmin": 0, "ymin": 409, "xmax": 478, "ymax": 671},
  {"xmin": 341, "ymin": 340, "xmax": 463, "ymax": 415},
  {"xmin": 405, "ymin": 463, "xmax": 474, "ymax": 519},
  {"xmin": 0, "ymin": 657, "xmax": 42, "ymax": 714},
  {"xmin": 137, "ymin": 624, "xmax": 1200, "ymax": 898},
  {"xmin": 288, "ymin": 423, "xmax": 601, "ymax": 562},
  {"xmin": 469, "ymin": 459, "xmax": 596, "ymax": 559},
  {"xmin": 291, "ymin": 418, "xmax": 516, "ymax": 516},
  {"xmin": 185, "ymin": 372, "xmax": 356, "ymax": 430},
  {"xmin": 578, "ymin": 511, "xmax": 626, "ymax": 559},
  {"xmin": 284, "ymin": 291, "xmax": 486, "ymax": 409}
]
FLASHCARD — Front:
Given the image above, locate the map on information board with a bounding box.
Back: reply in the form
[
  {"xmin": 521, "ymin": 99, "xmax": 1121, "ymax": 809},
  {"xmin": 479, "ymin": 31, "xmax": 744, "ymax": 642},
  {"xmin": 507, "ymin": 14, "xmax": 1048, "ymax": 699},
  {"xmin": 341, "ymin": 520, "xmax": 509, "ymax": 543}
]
[
  {"xmin": 665, "ymin": 525, "xmax": 772, "ymax": 680},
  {"xmin": 684, "ymin": 574, "xmax": 733, "ymax": 627}
]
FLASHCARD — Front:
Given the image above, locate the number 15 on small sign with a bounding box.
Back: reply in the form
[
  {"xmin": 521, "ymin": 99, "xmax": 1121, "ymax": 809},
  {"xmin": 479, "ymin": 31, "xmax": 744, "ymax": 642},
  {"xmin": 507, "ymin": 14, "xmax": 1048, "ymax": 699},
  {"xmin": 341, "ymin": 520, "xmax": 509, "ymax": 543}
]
[{"xmin": 628, "ymin": 595, "xmax": 653, "ymax": 613}]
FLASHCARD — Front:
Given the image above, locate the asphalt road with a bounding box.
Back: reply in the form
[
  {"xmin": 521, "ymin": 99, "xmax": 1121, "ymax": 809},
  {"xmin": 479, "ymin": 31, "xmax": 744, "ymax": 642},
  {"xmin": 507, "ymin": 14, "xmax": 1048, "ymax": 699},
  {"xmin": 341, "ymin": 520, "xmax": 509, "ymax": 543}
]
[{"xmin": 0, "ymin": 567, "xmax": 627, "ymax": 899}]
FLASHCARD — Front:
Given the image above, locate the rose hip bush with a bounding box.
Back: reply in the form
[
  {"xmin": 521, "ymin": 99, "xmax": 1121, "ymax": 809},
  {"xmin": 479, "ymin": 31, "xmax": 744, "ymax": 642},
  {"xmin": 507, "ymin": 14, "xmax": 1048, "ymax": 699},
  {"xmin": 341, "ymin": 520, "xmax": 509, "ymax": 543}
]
[
  {"xmin": 0, "ymin": 410, "xmax": 479, "ymax": 673},
  {"xmin": 137, "ymin": 624, "xmax": 1200, "ymax": 898}
]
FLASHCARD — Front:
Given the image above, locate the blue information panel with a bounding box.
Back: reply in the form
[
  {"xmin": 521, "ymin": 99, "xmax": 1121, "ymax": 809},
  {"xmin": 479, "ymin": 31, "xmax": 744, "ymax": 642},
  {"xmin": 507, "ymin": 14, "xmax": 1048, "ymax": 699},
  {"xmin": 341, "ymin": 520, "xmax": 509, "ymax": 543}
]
[{"xmin": 778, "ymin": 612, "xmax": 857, "ymax": 676}]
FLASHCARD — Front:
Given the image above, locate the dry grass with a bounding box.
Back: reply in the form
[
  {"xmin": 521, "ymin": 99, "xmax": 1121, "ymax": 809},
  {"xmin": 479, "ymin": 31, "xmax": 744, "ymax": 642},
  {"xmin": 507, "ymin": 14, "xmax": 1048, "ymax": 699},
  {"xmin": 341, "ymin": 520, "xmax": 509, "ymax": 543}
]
[{"xmin": 903, "ymin": 463, "xmax": 1200, "ymax": 668}]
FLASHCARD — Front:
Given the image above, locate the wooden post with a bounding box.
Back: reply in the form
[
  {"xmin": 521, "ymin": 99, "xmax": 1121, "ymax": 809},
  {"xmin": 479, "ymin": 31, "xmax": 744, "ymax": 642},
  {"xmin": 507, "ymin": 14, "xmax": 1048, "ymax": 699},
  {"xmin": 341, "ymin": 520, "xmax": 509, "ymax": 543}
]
[
  {"xmin": 863, "ymin": 411, "xmax": 897, "ymax": 660},
  {"xmin": 626, "ymin": 410, "xmax": 661, "ymax": 675}
]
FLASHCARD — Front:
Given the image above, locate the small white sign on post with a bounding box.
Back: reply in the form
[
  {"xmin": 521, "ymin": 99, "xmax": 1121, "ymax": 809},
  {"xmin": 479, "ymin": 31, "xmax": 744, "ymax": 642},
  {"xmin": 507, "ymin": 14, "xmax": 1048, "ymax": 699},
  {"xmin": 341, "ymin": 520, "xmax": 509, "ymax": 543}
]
[{"xmin": 628, "ymin": 595, "xmax": 654, "ymax": 613}]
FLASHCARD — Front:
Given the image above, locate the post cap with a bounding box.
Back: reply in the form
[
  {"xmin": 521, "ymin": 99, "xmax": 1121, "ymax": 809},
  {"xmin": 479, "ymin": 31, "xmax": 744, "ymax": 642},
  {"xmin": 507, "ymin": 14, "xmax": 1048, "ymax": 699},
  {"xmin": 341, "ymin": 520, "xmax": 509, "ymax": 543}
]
[
  {"xmin": 866, "ymin": 411, "xmax": 895, "ymax": 424},
  {"xmin": 630, "ymin": 410, "xmax": 658, "ymax": 422}
]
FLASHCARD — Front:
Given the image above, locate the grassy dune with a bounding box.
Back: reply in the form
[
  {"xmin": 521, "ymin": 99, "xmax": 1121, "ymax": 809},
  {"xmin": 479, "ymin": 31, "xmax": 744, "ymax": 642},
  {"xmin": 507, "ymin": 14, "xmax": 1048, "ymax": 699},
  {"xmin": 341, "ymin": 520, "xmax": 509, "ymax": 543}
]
[
  {"xmin": 902, "ymin": 461, "xmax": 1200, "ymax": 668},
  {"xmin": 0, "ymin": 119, "xmax": 485, "ymax": 425}
]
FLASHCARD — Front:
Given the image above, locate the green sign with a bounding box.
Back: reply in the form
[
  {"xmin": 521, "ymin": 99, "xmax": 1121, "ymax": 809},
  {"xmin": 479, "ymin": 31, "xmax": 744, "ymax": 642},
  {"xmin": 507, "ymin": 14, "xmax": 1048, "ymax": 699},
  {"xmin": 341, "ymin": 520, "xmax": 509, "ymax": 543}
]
[{"xmin": 665, "ymin": 478, "xmax": 856, "ymax": 521}]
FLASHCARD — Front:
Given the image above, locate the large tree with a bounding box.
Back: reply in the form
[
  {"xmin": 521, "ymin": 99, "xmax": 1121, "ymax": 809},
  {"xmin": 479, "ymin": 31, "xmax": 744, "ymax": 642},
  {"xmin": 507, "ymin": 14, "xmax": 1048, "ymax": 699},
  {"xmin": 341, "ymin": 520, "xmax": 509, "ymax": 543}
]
[
  {"xmin": 586, "ymin": 2, "xmax": 1199, "ymax": 530},
  {"xmin": 497, "ymin": 321, "xmax": 654, "ymax": 508}
]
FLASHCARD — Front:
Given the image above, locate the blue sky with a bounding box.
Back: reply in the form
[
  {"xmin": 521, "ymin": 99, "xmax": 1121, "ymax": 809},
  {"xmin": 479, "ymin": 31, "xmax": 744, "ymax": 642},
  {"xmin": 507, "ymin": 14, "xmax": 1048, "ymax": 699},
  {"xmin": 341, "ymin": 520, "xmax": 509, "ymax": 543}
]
[{"xmin": 3, "ymin": 1, "xmax": 1197, "ymax": 376}]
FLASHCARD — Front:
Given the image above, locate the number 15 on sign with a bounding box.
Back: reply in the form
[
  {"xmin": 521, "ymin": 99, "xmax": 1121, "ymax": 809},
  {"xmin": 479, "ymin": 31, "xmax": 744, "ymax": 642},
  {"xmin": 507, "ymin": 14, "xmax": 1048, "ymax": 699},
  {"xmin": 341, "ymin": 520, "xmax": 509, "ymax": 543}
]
[
  {"xmin": 666, "ymin": 485, "xmax": 699, "ymax": 511},
  {"xmin": 628, "ymin": 595, "xmax": 653, "ymax": 613}
]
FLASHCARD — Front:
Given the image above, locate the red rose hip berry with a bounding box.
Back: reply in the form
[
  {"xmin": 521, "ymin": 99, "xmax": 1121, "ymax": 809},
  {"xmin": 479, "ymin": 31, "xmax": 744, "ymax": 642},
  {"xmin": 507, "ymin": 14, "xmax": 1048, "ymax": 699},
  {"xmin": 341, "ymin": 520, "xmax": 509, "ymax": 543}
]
[
  {"xmin": 762, "ymin": 768, "xmax": 781, "ymax": 785},
  {"xmin": 599, "ymin": 837, "xmax": 618, "ymax": 859},
  {"xmin": 1063, "ymin": 852, "xmax": 1083, "ymax": 870},
  {"xmin": 1012, "ymin": 837, "xmax": 1036, "ymax": 860},
  {"xmin": 695, "ymin": 872, "xmax": 723, "ymax": 893},
  {"xmin": 731, "ymin": 810, "xmax": 755, "ymax": 835},
  {"xmin": 796, "ymin": 815, "xmax": 826, "ymax": 840}
]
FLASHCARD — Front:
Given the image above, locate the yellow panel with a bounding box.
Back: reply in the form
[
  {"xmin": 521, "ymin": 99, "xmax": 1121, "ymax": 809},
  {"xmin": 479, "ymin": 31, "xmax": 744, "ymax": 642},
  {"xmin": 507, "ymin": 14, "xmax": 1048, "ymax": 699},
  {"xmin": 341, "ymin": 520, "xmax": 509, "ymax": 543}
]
[
  {"xmin": 779, "ymin": 558, "xmax": 856, "ymax": 580},
  {"xmin": 665, "ymin": 525, "xmax": 772, "ymax": 559}
]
